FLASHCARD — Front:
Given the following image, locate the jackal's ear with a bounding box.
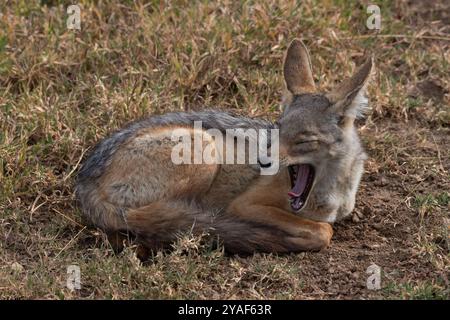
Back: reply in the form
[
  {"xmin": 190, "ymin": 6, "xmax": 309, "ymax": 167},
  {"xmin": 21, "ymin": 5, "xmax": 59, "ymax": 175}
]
[
  {"xmin": 283, "ymin": 39, "xmax": 316, "ymax": 95},
  {"xmin": 326, "ymin": 56, "xmax": 374, "ymax": 120}
]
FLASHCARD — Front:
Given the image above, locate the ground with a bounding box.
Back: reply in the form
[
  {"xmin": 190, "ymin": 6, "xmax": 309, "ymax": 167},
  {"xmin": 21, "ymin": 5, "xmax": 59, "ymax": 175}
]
[{"xmin": 0, "ymin": 0, "xmax": 449, "ymax": 299}]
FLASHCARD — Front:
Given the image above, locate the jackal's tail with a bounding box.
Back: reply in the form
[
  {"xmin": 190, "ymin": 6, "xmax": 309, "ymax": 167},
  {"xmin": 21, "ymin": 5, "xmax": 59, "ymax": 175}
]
[{"xmin": 125, "ymin": 200, "xmax": 300, "ymax": 255}]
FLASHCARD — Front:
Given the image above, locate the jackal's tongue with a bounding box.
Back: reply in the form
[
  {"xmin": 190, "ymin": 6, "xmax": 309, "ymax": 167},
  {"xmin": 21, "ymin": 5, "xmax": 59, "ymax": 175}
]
[{"xmin": 288, "ymin": 164, "xmax": 310, "ymax": 198}]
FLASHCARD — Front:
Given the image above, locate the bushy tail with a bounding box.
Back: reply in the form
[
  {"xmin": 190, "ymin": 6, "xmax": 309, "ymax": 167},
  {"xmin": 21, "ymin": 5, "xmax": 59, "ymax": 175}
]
[{"xmin": 126, "ymin": 200, "xmax": 300, "ymax": 254}]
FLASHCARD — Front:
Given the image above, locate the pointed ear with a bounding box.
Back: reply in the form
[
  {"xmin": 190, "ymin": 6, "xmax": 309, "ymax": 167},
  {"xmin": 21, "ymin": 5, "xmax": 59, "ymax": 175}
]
[
  {"xmin": 283, "ymin": 39, "xmax": 316, "ymax": 95},
  {"xmin": 326, "ymin": 56, "xmax": 374, "ymax": 119}
]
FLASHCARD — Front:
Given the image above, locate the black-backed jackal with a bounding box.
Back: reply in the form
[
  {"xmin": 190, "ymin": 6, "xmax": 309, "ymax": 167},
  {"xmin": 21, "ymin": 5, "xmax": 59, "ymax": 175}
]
[{"xmin": 76, "ymin": 39, "xmax": 373, "ymax": 257}]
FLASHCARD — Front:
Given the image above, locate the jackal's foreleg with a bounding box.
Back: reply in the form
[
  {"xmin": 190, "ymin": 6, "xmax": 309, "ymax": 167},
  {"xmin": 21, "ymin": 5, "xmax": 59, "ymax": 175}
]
[{"xmin": 227, "ymin": 203, "xmax": 333, "ymax": 251}]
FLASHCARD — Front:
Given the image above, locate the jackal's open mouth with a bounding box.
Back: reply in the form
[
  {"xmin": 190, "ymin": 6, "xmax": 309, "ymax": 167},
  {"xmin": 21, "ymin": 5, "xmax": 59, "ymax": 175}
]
[{"xmin": 288, "ymin": 164, "xmax": 315, "ymax": 212}]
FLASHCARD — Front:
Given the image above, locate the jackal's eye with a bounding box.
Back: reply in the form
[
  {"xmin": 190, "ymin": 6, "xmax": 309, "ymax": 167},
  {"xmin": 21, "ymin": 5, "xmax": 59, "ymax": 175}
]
[
  {"xmin": 293, "ymin": 140, "xmax": 319, "ymax": 152},
  {"xmin": 295, "ymin": 139, "xmax": 319, "ymax": 147},
  {"xmin": 295, "ymin": 140, "xmax": 318, "ymax": 145}
]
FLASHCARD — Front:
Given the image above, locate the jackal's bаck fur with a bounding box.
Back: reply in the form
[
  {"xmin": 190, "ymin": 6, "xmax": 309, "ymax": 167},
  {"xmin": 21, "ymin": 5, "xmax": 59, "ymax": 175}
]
[{"xmin": 76, "ymin": 39, "xmax": 373, "ymax": 256}]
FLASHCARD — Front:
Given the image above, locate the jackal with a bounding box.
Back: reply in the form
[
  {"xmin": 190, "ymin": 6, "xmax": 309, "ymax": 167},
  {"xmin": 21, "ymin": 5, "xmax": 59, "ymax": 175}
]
[{"xmin": 76, "ymin": 39, "xmax": 373, "ymax": 255}]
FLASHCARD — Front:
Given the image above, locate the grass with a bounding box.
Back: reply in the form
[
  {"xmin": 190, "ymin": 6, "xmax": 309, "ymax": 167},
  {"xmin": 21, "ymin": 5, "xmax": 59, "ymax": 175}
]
[
  {"xmin": 0, "ymin": 0, "xmax": 449, "ymax": 299},
  {"xmin": 384, "ymin": 280, "xmax": 449, "ymax": 300}
]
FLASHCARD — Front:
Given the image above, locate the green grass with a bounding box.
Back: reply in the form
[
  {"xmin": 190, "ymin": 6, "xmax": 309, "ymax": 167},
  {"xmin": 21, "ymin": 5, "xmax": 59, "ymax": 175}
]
[{"xmin": 384, "ymin": 280, "xmax": 449, "ymax": 300}]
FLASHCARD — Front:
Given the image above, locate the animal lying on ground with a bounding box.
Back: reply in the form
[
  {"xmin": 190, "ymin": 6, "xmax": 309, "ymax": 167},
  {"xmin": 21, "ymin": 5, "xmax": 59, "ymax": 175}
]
[{"xmin": 76, "ymin": 39, "xmax": 373, "ymax": 257}]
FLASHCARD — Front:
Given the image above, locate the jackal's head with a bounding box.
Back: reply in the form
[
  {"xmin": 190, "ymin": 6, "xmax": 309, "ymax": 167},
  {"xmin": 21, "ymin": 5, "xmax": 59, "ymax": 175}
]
[{"xmin": 277, "ymin": 39, "xmax": 373, "ymax": 212}]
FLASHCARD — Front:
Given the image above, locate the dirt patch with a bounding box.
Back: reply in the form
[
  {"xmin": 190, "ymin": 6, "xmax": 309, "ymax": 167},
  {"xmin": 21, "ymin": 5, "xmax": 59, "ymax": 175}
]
[{"xmin": 409, "ymin": 80, "xmax": 448, "ymax": 102}]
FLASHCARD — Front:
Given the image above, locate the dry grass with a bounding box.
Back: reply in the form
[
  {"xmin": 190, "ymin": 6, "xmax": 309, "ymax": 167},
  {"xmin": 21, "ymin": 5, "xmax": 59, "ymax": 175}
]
[{"xmin": 0, "ymin": 0, "xmax": 449, "ymax": 299}]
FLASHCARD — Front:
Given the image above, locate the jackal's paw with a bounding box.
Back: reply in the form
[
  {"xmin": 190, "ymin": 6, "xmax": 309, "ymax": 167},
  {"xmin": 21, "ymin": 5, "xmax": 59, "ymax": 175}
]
[
  {"xmin": 319, "ymin": 222, "xmax": 333, "ymax": 248},
  {"xmin": 287, "ymin": 222, "xmax": 333, "ymax": 251}
]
